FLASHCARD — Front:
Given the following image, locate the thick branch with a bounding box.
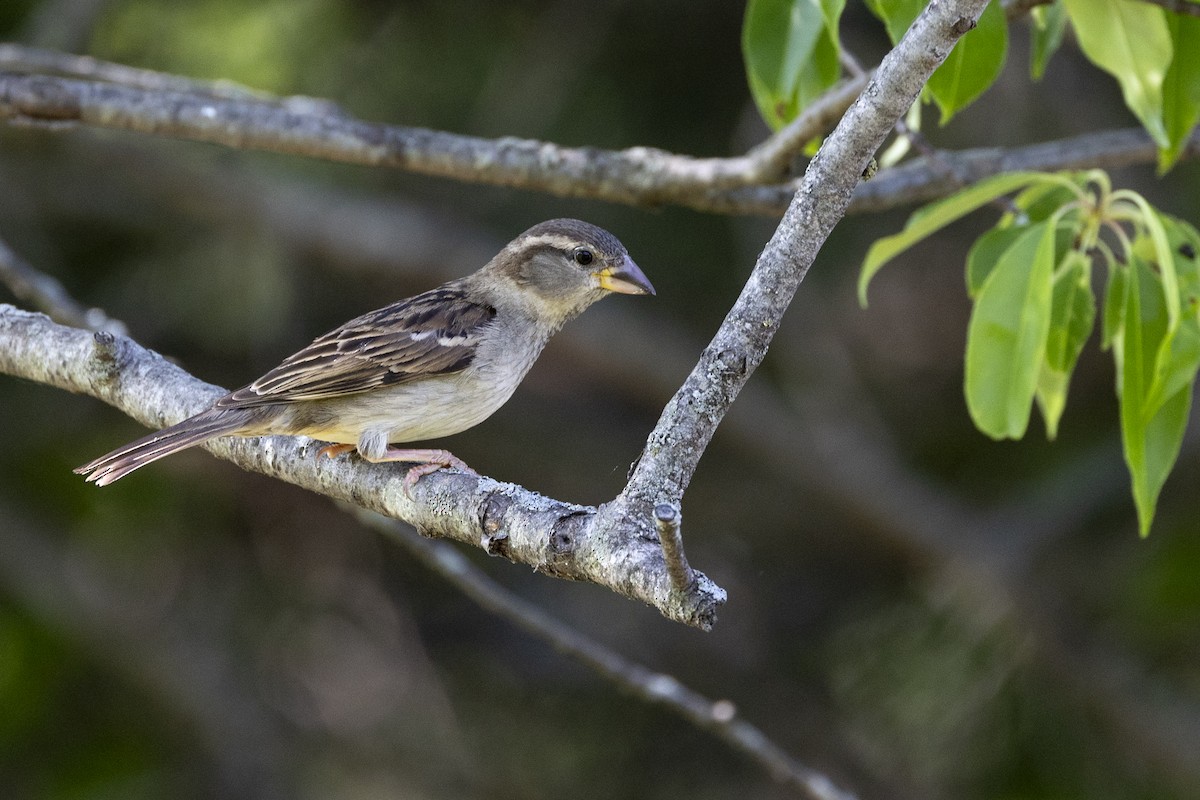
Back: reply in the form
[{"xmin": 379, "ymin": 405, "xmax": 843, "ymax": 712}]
[{"xmin": 0, "ymin": 305, "xmax": 725, "ymax": 629}]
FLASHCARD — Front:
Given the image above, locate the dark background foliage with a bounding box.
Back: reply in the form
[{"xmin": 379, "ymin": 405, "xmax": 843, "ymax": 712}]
[{"xmin": 1, "ymin": 1, "xmax": 1198, "ymax": 799}]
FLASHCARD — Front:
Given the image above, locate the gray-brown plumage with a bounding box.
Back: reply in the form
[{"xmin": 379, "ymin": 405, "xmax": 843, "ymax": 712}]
[{"xmin": 75, "ymin": 219, "xmax": 654, "ymax": 487}]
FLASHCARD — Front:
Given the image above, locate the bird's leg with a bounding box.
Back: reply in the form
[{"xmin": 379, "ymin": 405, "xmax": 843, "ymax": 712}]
[
  {"xmin": 316, "ymin": 443, "xmax": 357, "ymax": 459},
  {"xmin": 358, "ymin": 447, "xmax": 477, "ymax": 492}
]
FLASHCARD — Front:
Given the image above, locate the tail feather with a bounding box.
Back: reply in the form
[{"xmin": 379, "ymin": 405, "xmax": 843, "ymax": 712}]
[{"xmin": 75, "ymin": 410, "xmax": 252, "ymax": 486}]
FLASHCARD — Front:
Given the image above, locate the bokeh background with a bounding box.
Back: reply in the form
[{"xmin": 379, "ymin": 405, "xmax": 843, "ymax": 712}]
[{"xmin": 1, "ymin": 1, "xmax": 1199, "ymax": 799}]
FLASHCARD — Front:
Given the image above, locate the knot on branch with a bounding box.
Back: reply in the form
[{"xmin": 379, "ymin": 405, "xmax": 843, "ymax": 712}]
[
  {"xmin": 87, "ymin": 330, "xmax": 124, "ymax": 387},
  {"xmin": 715, "ymin": 347, "xmax": 748, "ymax": 378},
  {"xmin": 550, "ymin": 510, "xmax": 588, "ymax": 558},
  {"xmin": 950, "ymin": 16, "xmax": 977, "ymax": 35},
  {"xmin": 480, "ymin": 493, "xmax": 512, "ymax": 557}
]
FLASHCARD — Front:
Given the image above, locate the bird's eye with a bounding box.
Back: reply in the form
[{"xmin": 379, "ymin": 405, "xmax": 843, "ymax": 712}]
[{"xmin": 573, "ymin": 248, "xmax": 594, "ymax": 266}]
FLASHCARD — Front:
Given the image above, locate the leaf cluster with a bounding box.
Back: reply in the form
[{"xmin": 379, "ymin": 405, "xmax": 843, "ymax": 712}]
[
  {"xmin": 742, "ymin": 1, "xmax": 1200, "ymax": 535},
  {"xmin": 744, "ymin": 0, "xmax": 1200, "ymax": 170},
  {"xmin": 859, "ymin": 171, "xmax": 1200, "ymax": 535}
]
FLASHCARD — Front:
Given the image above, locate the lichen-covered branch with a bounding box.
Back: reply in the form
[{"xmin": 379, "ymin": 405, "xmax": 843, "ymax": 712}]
[
  {"xmin": 0, "ymin": 66, "xmax": 840, "ymax": 212},
  {"xmin": 0, "ymin": 305, "xmax": 725, "ymax": 629},
  {"xmin": 616, "ymin": 0, "xmax": 992, "ymax": 513},
  {"xmin": 1, "ymin": 45, "xmax": 1190, "ymax": 217}
]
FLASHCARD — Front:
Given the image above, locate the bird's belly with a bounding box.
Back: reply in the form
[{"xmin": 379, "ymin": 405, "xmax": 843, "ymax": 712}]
[{"xmin": 292, "ymin": 369, "xmax": 523, "ymax": 446}]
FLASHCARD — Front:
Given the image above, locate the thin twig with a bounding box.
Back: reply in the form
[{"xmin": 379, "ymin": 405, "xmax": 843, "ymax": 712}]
[
  {"xmin": 0, "ymin": 43, "xmax": 338, "ymax": 110},
  {"xmin": 0, "ymin": 236, "xmax": 125, "ymax": 333},
  {"xmin": 0, "ymin": 505, "xmax": 294, "ymax": 799},
  {"xmin": 353, "ymin": 507, "xmax": 858, "ymax": 800},
  {"xmin": 653, "ymin": 503, "xmax": 695, "ymax": 594}
]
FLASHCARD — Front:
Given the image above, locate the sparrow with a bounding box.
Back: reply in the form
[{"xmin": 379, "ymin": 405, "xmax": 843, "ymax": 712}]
[{"xmin": 75, "ymin": 218, "xmax": 654, "ymax": 487}]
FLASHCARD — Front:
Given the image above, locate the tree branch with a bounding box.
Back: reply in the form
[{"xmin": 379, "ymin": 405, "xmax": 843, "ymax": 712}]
[
  {"xmin": 0, "ymin": 505, "xmax": 295, "ymax": 799},
  {"xmin": 0, "ymin": 235, "xmax": 125, "ymax": 333},
  {"xmin": 0, "ymin": 0, "xmax": 988, "ymax": 631},
  {"xmin": 0, "ymin": 63, "xmax": 845, "ymax": 211},
  {"xmin": 0, "ymin": 39, "xmax": 859, "ymax": 182},
  {"xmin": 0, "ymin": 304, "xmax": 726, "ymax": 628},
  {"xmin": 356, "ymin": 507, "xmax": 857, "ymax": 800},
  {"xmin": 613, "ymin": 0, "xmax": 991, "ymax": 516},
  {"xmin": 1, "ymin": 50, "xmax": 1190, "ymax": 217}
]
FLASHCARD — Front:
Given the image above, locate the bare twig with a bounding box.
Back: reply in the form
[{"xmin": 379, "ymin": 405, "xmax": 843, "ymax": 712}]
[
  {"xmin": 740, "ymin": 76, "xmax": 868, "ymax": 182},
  {"xmin": 354, "ymin": 507, "xmax": 857, "ymax": 800},
  {"xmin": 653, "ymin": 503, "xmax": 695, "ymax": 594},
  {"xmin": 0, "ymin": 506, "xmax": 294, "ymax": 799},
  {"xmin": 27, "ymin": 36, "xmax": 858, "ymax": 182},
  {"xmin": 0, "ymin": 43, "xmax": 336, "ymax": 109},
  {"xmin": 0, "ymin": 236, "xmax": 125, "ymax": 333},
  {"xmin": 825, "ymin": 128, "xmax": 1195, "ymax": 216}
]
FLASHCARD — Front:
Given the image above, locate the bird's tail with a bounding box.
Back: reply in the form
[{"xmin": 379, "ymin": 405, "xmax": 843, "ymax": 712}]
[{"xmin": 74, "ymin": 409, "xmax": 252, "ymax": 486}]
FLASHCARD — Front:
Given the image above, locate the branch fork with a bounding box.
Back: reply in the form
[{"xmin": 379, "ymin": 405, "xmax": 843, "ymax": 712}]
[{"xmin": 0, "ymin": 0, "xmax": 992, "ymax": 634}]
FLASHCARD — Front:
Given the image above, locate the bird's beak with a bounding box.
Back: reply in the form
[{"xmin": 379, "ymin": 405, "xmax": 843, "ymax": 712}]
[{"xmin": 594, "ymin": 255, "xmax": 656, "ymax": 296}]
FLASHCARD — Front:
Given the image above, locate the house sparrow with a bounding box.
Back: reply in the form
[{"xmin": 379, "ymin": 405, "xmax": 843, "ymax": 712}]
[{"xmin": 75, "ymin": 218, "xmax": 654, "ymax": 487}]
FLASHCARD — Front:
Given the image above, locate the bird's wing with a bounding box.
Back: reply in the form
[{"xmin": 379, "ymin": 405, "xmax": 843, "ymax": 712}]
[{"xmin": 219, "ymin": 286, "xmax": 496, "ymax": 407}]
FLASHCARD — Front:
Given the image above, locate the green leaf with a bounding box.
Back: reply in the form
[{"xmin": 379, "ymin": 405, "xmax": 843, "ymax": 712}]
[
  {"xmin": 1142, "ymin": 215, "xmax": 1200, "ymax": 412},
  {"xmin": 1036, "ymin": 249, "xmax": 1096, "ymax": 438},
  {"xmin": 743, "ymin": 0, "xmax": 845, "ymax": 130},
  {"xmin": 966, "ymin": 226, "xmax": 1026, "ymax": 299},
  {"xmin": 859, "ymin": 171, "xmax": 1066, "ymax": 305},
  {"xmin": 1012, "ymin": 180, "xmax": 1081, "ymax": 223},
  {"xmin": 866, "ymin": 0, "xmax": 1007, "ymax": 122},
  {"xmin": 1102, "ymin": 257, "xmax": 1128, "ymax": 351},
  {"xmin": 1122, "ymin": 197, "xmax": 1181, "ymax": 332},
  {"xmin": 863, "ymin": 0, "xmax": 924, "ymax": 43},
  {"xmin": 965, "ymin": 221, "xmax": 1056, "ymax": 439},
  {"xmin": 1111, "ymin": 256, "xmax": 1199, "ymax": 535},
  {"xmin": 1160, "ymin": 214, "xmax": 1200, "ymax": 300},
  {"xmin": 1061, "ymin": 0, "xmax": 1172, "ymax": 147},
  {"xmin": 925, "ymin": 0, "xmax": 1007, "ymax": 123},
  {"xmin": 1160, "ymin": 11, "xmax": 1200, "ymax": 172},
  {"xmin": 1030, "ymin": 1, "xmax": 1068, "ymax": 80},
  {"xmin": 1130, "ymin": 384, "xmax": 1192, "ymax": 537}
]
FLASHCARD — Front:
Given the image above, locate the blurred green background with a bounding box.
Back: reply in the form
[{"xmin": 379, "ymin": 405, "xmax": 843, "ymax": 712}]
[{"xmin": 1, "ymin": 1, "xmax": 1199, "ymax": 799}]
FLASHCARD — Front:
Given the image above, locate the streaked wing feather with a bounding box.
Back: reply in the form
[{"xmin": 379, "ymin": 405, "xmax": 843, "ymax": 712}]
[{"xmin": 219, "ymin": 286, "xmax": 495, "ymax": 407}]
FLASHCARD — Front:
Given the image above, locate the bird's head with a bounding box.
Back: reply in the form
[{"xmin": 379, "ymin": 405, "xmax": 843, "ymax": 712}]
[{"xmin": 486, "ymin": 218, "xmax": 655, "ymax": 325}]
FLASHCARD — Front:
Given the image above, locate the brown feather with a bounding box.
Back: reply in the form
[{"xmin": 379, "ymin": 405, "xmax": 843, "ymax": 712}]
[{"xmin": 218, "ymin": 286, "xmax": 496, "ymax": 408}]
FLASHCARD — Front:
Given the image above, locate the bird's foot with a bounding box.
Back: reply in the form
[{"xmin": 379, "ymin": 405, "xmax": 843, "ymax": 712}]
[
  {"xmin": 321, "ymin": 445, "xmax": 475, "ymax": 495},
  {"xmin": 360, "ymin": 447, "xmax": 477, "ymax": 496},
  {"xmin": 316, "ymin": 443, "xmax": 357, "ymax": 459}
]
